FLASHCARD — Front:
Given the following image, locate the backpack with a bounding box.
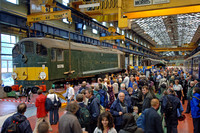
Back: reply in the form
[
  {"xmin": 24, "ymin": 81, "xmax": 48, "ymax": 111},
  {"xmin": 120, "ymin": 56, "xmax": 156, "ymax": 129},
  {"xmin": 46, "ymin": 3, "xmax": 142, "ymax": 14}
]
[
  {"xmin": 78, "ymin": 107, "xmax": 91, "ymax": 126},
  {"xmin": 161, "ymin": 82, "xmax": 167, "ymax": 88},
  {"xmin": 161, "ymin": 79, "xmax": 167, "ymax": 88},
  {"xmin": 165, "ymin": 96, "xmax": 173, "ymax": 115},
  {"xmin": 6, "ymin": 118, "xmax": 21, "ymax": 133},
  {"xmin": 53, "ymin": 94, "xmax": 61, "ymax": 108},
  {"xmin": 45, "ymin": 98, "xmax": 53, "ymax": 111},
  {"xmin": 98, "ymin": 89, "xmax": 108, "ymax": 108}
]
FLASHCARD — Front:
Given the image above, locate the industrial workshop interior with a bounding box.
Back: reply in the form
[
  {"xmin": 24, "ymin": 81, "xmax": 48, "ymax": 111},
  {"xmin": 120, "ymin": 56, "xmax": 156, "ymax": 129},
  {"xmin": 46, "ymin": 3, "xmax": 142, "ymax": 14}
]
[{"xmin": 0, "ymin": 0, "xmax": 200, "ymax": 133}]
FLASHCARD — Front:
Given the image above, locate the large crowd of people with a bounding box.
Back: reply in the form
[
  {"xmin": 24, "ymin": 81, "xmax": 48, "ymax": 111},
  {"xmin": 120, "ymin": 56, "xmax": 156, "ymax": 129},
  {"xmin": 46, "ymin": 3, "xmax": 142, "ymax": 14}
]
[{"xmin": 1, "ymin": 67, "xmax": 200, "ymax": 133}]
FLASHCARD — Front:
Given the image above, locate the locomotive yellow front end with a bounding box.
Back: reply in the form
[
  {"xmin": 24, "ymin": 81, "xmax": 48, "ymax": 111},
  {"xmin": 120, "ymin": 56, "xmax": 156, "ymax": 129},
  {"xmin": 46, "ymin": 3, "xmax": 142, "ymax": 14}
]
[{"xmin": 4, "ymin": 39, "xmax": 50, "ymax": 94}]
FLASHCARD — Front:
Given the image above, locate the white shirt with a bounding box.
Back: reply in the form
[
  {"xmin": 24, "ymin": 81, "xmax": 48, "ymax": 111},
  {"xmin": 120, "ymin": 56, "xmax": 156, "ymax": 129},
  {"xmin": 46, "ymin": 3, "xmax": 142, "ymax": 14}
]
[
  {"xmin": 66, "ymin": 87, "xmax": 75, "ymax": 99},
  {"xmin": 113, "ymin": 83, "xmax": 119, "ymax": 94},
  {"xmin": 47, "ymin": 93, "xmax": 59, "ymax": 102},
  {"xmin": 94, "ymin": 127, "xmax": 117, "ymax": 133},
  {"xmin": 84, "ymin": 98, "xmax": 88, "ymax": 106},
  {"xmin": 156, "ymin": 75, "xmax": 162, "ymax": 82},
  {"xmin": 173, "ymin": 84, "xmax": 183, "ymax": 91},
  {"xmin": 123, "ymin": 76, "xmax": 129, "ymax": 88}
]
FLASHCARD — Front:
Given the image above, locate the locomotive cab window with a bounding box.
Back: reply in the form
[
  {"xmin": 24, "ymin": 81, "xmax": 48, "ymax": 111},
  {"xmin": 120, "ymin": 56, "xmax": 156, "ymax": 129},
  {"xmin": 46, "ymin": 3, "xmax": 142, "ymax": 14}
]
[
  {"xmin": 36, "ymin": 44, "xmax": 47, "ymax": 56},
  {"xmin": 51, "ymin": 49, "xmax": 56, "ymax": 61},
  {"xmin": 12, "ymin": 44, "xmax": 19, "ymax": 57},
  {"xmin": 21, "ymin": 41, "xmax": 34, "ymax": 54},
  {"xmin": 57, "ymin": 49, "xmax": 64, "ymax": 61}
]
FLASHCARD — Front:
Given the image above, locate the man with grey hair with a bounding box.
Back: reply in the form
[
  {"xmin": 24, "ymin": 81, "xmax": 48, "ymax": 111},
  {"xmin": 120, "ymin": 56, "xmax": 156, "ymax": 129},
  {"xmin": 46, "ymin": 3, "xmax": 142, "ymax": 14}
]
[
  {"xmin": 59, "ymin": 101, "xmax": 82, "ymax": 133},
  {"xmin": 119, "ymin": 83, "xmax": 128, "ymax": 96},
  {"xmin": 185, "ymin": 81, "xmax": 195, "ymax": 113},
  {"xmin": 110, "ymin": 92, "xmax": 129, "ymax": 132}
]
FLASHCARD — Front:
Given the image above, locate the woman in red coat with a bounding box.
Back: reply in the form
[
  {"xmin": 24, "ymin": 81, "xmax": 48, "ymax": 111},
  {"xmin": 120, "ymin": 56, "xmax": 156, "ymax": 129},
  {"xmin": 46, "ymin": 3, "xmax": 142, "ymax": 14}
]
[{"xmin": 33, "ymin": 89, "xmax": 52, "ymax": 133}]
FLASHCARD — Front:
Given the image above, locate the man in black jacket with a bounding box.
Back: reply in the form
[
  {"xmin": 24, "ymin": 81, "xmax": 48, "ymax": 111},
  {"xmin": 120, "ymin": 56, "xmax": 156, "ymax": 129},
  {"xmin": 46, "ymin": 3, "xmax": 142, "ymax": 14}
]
[
  {"xmin": 85, "ymin": 88, "xmax": 100, "ymax": 133},
  {"xmin": 142, "ymin": 86, "xmax": 154, "ymax": 111},
  {"xmin": 1, "ymin": 103, "xmax": 32, "ymax": 133},
  {"xmin": 144, "ymin": 98, "xmax": 163, "ymax": 133}
]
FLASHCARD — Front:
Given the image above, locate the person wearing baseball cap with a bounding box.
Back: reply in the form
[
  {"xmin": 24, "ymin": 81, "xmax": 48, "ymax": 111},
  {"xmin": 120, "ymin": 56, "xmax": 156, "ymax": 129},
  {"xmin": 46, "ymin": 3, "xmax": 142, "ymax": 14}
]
[{"xmin": 65, "ymin": 82, "xmax": 75, "ymax": 102}]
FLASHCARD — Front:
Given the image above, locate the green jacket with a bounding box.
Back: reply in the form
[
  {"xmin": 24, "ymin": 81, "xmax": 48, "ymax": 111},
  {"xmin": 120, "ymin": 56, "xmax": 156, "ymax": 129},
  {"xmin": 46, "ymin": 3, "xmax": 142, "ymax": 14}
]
[{"xmin": 187, "ymin": 86, "xmax": 194, "ymax": 99}]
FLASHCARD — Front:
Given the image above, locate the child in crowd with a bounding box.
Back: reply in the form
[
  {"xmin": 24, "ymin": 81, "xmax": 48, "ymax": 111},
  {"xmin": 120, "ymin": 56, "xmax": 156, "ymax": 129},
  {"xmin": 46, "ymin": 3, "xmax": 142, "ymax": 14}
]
[
  {"xmin": 132, "ymin": 106, "xmax": 139, "ymax": 121},
  {"xmin": 38, "ymin": 121, "xmax": 49, "ymax": 133}
]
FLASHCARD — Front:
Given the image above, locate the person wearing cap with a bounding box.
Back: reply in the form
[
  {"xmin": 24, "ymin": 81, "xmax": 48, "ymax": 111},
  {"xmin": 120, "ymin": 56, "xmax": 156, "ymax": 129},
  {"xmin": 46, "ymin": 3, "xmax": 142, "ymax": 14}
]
[{"xmin": 65, "ymin": 82, "xmax": 75, "ymax": 102}]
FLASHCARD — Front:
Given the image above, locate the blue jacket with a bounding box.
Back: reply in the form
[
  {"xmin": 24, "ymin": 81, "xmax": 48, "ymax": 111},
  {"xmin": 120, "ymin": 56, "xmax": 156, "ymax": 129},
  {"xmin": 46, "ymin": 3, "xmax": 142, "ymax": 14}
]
[
  {"xmin": 144, "ymin": 107, "xmax": 163, "ymax": 133},
  {"xmin": 1, "ymin": 113, "xmax": 32, "ymax": 133},
  {"xmin": 87, "ymin": 95, "xmax": 100, "ymax": 122},
  {"xmin": 110, "ymin": 99, "xmax": 129, "ymax": 126},
  {"xmin": 191, "ymin": 93, "xmax": 200, "ymax": 118}
]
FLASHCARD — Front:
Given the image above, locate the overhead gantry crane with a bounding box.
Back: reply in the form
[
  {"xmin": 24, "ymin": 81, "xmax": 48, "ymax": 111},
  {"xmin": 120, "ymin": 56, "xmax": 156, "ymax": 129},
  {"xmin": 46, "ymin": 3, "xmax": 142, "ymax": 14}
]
[
  {"xmin": 68, "ymin": 0, "xmax": 200, "ymax": 52},
  {"xmin": 69, "ymin": 0, "xmax": 200, "ymax": 29},
  {"xmin": 27, "ymin": 0, "xmax": 200, "ymax": 52}
]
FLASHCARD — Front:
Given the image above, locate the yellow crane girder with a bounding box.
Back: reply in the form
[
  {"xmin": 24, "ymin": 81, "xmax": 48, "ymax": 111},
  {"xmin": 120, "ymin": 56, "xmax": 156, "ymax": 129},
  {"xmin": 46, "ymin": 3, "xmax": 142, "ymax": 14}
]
[
  {"xmin": 27, "ymin": 10, "xmax": 72, "ymax": 26},
  {"xmin": 70, "ymin": 0, "xmax": 200, "ymax": 28},
  {"xmin": 99, "ymin": 35, "xmax": 125, "ymax": 41},
  {"xmin": 151, "ymin": 46, "xmax": 197, "ymax": 52}
]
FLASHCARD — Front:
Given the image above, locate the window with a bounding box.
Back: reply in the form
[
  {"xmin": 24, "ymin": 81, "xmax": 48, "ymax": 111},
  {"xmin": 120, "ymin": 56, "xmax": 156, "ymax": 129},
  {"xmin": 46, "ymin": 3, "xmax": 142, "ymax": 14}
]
[
  {"xmin": 83, "ymin": 25, "xmax": 87, "ymax": 30},
  {"xmin": 92, "ymin": 19, "xmax": 97, "ymax": 22},
  {"xmin": 1, "ymin": 34, "xmax": 17, "ymax": 86},
  {"xmin": 6, "ymin": 0, "xmax": 18, "ymax": 4},
  {"xmin": 51, "ymin": 49, "xmax": 56, "ymax": 61},
  {"xmin": 21, "ymin": 41, "xmax": 34, "ymax": 54},
  {"xmin": 63, "ymin": 18, "xmax": 69, "ymax": 24},
  {"xmin": 130, "ymin": 35, "xmax": 133, "ymax": 39},
  {"xmin": 102, "ymin": 22, "xmax": 106, "ymax": 26},
  {"xmin": 62, "ymin": 0, "xmax": 69, "ymax": 6},
  {"xmin": 122, "ymin": 30, "xmax": 124, "ymax": 35},
  {"xmin": 12, "ymin": 45, "xmax": 19, "ymax": 58},
  {"xmin": 37, "ymin": 44, "xmax": 47, "ymax": 56},
  {"xmin": 92, "ymin": 29, "xmax": 98, "ymax": 34},
  {"xmin": 57, "ymin": 49, "xmax": 64, "ymax": 61},
  {"xmin": 126, "ymin": 33, "xmax": 129, "ymax": 38},
  {"xmin": 117, "ymin": 28, "xmax": 120, "ymax": 33}
]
